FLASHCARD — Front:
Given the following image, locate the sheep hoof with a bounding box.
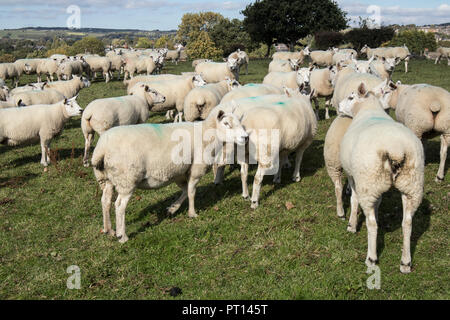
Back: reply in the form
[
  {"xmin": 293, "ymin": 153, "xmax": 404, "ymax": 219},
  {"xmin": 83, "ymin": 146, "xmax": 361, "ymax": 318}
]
[
  {"xmin": 188, "ymin": 212, "xmax": 198, "ymax": 218},
  {"xmin": 118, "ymin": 235, "xmax": 129, "ymax": 243},
  {"xmin": 337, "ymin": 215, "xmax": 345, "ymax": 221},
  {"xmin": 435, "ymin": 176, "xmax": 443, "ymax": 183},
  {"xmin": 400, "ymin": 262, "xmax": 412, "ymax": 274},
  {"xmin": 292, "ymin": 176, "xmax": 301, "ymax": 182},
  {"xmin": 43, "ymin": 167, "xmax": 49, "ymax": 172},
  {"xmin": 347, "ymin": 225, "xmax": 357, "ymax": 233},
  {"xmin": 101, "ymin": 228, "xmax": 115, "ymax": 236},
  {"xmin": 250, "ymin": 201, "xmax": 259, "ymax": 209},
  {"xmin": 273, "ymin": 177, "xmax": 281, "ymax": 184},
  {"xmin": 83, "ymin": 161, "xmax": 90, "ymax": 168},
  {"xmin": 242, "ymin": 194, "xmax": 249, "ymax": 200},
  {"xmin": 365, "ymin": 257, "xmax": 377, "ymax": 268},
  {"xmin": 167, "ymin": 206, "xmax": 179, "ymax": 215}
]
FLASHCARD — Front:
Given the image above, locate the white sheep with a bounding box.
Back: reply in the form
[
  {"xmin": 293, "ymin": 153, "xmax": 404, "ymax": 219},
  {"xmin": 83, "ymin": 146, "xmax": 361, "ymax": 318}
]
[
  {"xmin": 324, "ymin": 115, "xmax": 353, "ymax": 219},
  {"xmin": 214, "ymin": 90, "xmax": 317, "ymax": 208},
  {"xmin": 43, "ymin": 76, "xmax": 91, "ymax": 99},
  {"xmin": 386, "ymin": 83, "xmax": 450, "ymax": 182},
  {"xmin": 228, "ymin": 49, "xmax": 250, "ymax": 75},
  {"xmin": 91, "ymin": 107, "xmax": 248, "ymax": 242},
  {"xmin": 0, "ymin": 97, "xmax": 82, "ymax": 167},
  {"xmin": 221, "ymin": 83, "xmax": 283, "ymax": 104},
  {"xmin": 125, "ymin": 74, "xmax": 182, "ymax": 92},
  {"xmin": 0, "ymin": 63, "xmax": 21, "ymax": 87},
  {"xmin": 263, "ymin": 67, "xmax": 313, "ymax": 90},
  {"xmin": 272, "ymin": 46, "xmax": 310, "ymax": 64},
  {"xmin": 81, "ymin": 84, "xmax": 166, "ymax": 166},
  {"xmin": 307, "ymin": 66, "xmax": 338, "ymax": 119},
  {"xmin": 360, "ymin": 45, "xmax": 386, "ymax": 60},
  {"xmin": 268, "ymin": 59, "xmax": 300, "ymax": 73},
  {"xmin": 369, "ymin": 56, "xmax": 397, "ymax": 80},
  {"xmin": 338, "ymin": 83, "xmax": 424, "ymax": 273},
  {"xmin": 56, "ymin": 59, "xmax": 88, "ymax": 80},
  {"xmin": 129, "ymin": 74, "xmax": 206, "ymax": 122},
  {"xmin": 435, "ymin": 47, "xmax": 450, "ymax": 65},
  {"xmin": 192, "ymin": 59, "xmax": 212, "ymax": 68},
  {"xmin": 165, "ymin": 44, "xmax": 183, "ymax": 65},
  {"xmin": 36, "ymin": 58, "xmax": 60, "ymax": 82},
  {"xmin": 310, "ymin": 48, "xmax": 336, "ymax": 67},
  {"xmin": 84, "ymin": 56, "xmax": 112, "ymax": 83},
  {"xmin": 49, "ymin": 54, "xmax": 68, "ymax": 64},
  {"xmin": 195, "ymin": 58, "xmax": 240, "ymax": 83},
  {"xmin": 0, "ymin": 85, "xmax": 9, "ymax": 101},
  {"xmin": 123, "ymin": 56, "xmax": 157, "ymax": 80},
  {"xmin": 383, "ymin": 45, "xmax": 411, "ymax": 73},
  {"xmin": 0, "ymin": 100, "xmax": 17, "ymax": 109},
  {"xmin": 9, "ymin": 83, "xmax": 45, "ymax": 96},
  {"xmin": 11, "ymin": 89, "xmax": 65, "ymax": 107},
  {"xmin": 183, "ymin": 78, "xmax": 240, "ymax": 122}
]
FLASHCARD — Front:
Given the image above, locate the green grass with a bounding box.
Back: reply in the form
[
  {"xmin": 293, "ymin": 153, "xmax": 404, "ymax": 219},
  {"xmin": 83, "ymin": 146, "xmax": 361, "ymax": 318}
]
[{"xmin": 0, "ymin": 59, "xmax": 449, "ymax": 299}]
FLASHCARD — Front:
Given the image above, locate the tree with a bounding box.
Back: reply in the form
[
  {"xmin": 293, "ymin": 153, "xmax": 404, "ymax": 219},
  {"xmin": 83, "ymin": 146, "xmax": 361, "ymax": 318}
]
[
  {"xmin": 177, "ymin": 12, "xmax": 225, "ymax": 45},
  {"xmin": 388, "ymin": 30, "xmax": 437, "ymax": 55},
  {"xmin": 242, "ymin": 0, "xmax": 348, "ymax": 54},
  {"xmin": 242, "ymin": 0, "xmax": 278, "ymax": 57},
  {"xmin": 154, "ymin": 35, "xmax": 175, "ymax": 49},
  {"xmin": 69, "ymin": 36, "xmax": 105, "ymax": 56},
  {"xmin": 135, "ymin": 37, "xmax": 154, "ymax": 49},
  {"xmin": 185, "ymin": 31, "xmax": 223, "ymax": 60},
  {"xmin": 209, "ymin": 18, "xmax": 256, "ymax": 57}
]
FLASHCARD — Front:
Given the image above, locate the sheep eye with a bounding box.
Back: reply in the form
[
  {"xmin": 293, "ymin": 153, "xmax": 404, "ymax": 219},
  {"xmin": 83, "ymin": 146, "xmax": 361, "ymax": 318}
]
[{"xmin": 348, "ymin": 97, "xmax": 354, "ymax": 101}]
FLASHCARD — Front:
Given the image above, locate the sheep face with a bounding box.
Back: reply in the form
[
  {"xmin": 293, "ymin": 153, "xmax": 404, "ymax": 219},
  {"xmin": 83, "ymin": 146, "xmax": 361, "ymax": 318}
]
[
  {"xmin": 289, "ymin": 59, "xmax": 300, "ymax": 71},
  {"xmin": 215, "ymin": 108, "xmax": 248, "ymax": 146},
  {"xmin": 63, "ymin": 97, "xmax": 83, "ymax": 117},
  {"xmin": 303, "ymin": 46, "xmax": 311, "ymax": 56},
  {"xmin": 376, "ymin": 80, "xmax": 399, "ymax": 110},
  {"xmin": 24, "ymin": 64, "xmax": 32, "ymax": 74},
  {"xmin": 339, "ymin": 83, "xmax": 376, "ymax": 117},
  {"xmin": 380, "ymin": 56, "xmax": 397, "ymax": 73},
  {"xmin": 328, "ymin": 66, "xmax": 338, "ymax": 85},
  {"xmin": 225, "ymin": 77, "xmax": 240, "ymax": 91},
  {"xmin": 193, "ymin": 74, "xmax": 206, "ymax": 87},
  {"xmin": 145, "ymin": 87, "xmax": 166, "ymax": 105},
  {"xmin": 360, "ymin": 45, "xmax": 369, "ymax": 55},
  {"xmin": 227, "ymin": 58, "xmax": 239, "ymax": 72},
  {"xmin": 296, "ymin": 67, "xmax": 312, "ymax": 87}
]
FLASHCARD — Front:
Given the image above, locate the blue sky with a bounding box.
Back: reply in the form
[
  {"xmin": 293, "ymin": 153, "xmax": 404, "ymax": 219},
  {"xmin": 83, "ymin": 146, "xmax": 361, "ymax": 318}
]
[{"xmin": 0, "ymin": 0, "xmax": 449, "ymax": 30}]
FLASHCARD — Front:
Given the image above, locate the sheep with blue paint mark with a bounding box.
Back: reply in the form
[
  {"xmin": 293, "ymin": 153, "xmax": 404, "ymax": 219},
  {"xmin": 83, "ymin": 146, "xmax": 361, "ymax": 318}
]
[
  {"xmin": 91, "ymin": 107, "xmax": 248, "ymax": 242},
  {"xmin": 81, "ymin": 84, "xmax": 166, "ymax": 167}
]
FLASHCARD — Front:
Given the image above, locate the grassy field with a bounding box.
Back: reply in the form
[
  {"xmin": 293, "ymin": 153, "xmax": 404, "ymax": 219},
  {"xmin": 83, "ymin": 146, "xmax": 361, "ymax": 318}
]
[{"xmin": 0, "ymin": 59, "xmax": 449, "ymax": 299}]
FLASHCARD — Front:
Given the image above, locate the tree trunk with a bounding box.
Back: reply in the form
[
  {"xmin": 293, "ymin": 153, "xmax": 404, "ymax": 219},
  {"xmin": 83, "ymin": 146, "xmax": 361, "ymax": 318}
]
[
  {"xmin": 266, "ymin": 42, "xmax": 272, "ymax": 58},
  {"xmin": 290, "ymin": 42, "xmax": 295, "ymax": 52}
]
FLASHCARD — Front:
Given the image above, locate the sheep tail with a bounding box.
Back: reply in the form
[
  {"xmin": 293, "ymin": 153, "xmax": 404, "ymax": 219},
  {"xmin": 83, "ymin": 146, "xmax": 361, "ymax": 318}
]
[
  {"xmin": 380, "ymin": 150, "xmax": 407, "ymax": 181},
  {"xmin": 429, "ymin": 101, "xmax": 441, "ymax": 113},
  {"xmin": 91, "ymin": 144, "xmax": 105, "ymax": 172}
]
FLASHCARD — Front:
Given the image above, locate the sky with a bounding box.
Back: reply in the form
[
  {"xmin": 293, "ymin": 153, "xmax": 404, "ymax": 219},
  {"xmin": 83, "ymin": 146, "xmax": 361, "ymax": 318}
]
[{"xmin": 0, "ymin": 0, "xmax": 449, "ymax": 30}]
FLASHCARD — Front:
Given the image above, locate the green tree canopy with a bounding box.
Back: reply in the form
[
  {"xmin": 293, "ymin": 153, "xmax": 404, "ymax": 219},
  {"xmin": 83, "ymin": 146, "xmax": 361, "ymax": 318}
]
[
  {"xmin": 242, "ymin": 0, "xmax": 348, "ymax": 54},
  {"xmin": 209, "ymin": 18, "xmax": 256, "ymax": 57},
  {"xmin": 69, "ymin": 36, "xmax": 105, "ymax": 56},
  {"xmin": 177, "ymin": 12, "xmax": 225, "ymax": 45}
]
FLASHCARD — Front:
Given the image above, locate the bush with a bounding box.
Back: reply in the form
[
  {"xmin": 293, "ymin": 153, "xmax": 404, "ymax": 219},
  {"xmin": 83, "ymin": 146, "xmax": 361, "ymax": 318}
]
[
  {"xmin": 0, "ymin": 54, "xmax": 15, "ymax": 62},
  {"xmin": 248, "ymin": 43, "xmax": 276, "ymax": 59},
  {"xmin": 154, "ymin": 36, "xmax": 175, "ymax": 49},
  {"xmin": 314, "ymin": 31, "xmax": 344, "ymax": 50},
  {"xmin": 135, "ymin": 37, "xmax": 154, "ymax": 49},
  {"xmin": 185, "ymin": 31, "xmax": 223, "ymax": 60},
  {"xmin": 46, "ymin": 46, "xmax": 71, "ymax": 57},
  {"xmin": 345, "ymin": 27, "xmax": 395, "ymax": 51},
  {"xmin": 69, "ymin": 36, "xmax": 105, "ymax": 56},
  {"xmin": 388, "ymin": 30, "xmax": 437, "ymax": 54}
]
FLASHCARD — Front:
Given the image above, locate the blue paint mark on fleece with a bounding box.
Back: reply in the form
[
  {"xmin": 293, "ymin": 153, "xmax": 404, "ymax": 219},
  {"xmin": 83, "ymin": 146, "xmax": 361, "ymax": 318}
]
[{"xmin": 144, "ymin": 123, "xmax": 164, "ymax": 137}]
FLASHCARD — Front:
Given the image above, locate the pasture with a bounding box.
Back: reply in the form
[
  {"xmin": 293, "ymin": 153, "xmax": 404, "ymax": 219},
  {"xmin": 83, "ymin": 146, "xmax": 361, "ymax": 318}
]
[{"xmin": 0, "ymin": 59, "xmax": 448, "ymax": 299}]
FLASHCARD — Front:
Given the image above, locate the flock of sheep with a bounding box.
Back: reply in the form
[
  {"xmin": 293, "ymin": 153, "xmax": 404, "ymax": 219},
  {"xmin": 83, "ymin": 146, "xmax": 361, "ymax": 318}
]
[{"xmin": 0, "ymin": 42, "xmax": 449, "ymax": 275}]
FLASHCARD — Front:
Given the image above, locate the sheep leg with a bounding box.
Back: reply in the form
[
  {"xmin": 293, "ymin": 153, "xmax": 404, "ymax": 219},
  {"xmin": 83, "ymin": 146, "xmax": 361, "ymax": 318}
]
[
  {"xmin": 251, "ymin": 165, "xmax": 268, "ymax": 209},
  {"xmin": 101, "ymin": 181, "xmax": 115, "ymax": 236},
  {"xmin": 347, "ymin": 177, "xmax": 359, "ymax": 233},
  {"xmin": 332, "ymin": 175, "xmax": 345, "ymax": 219},
  {"xmin": 115, "ymin": 193, "xmax": 131, "ymax": 243},
  {"xmin": 400, "ymin": 193, "xmax": 414, "ymax": 273},
  {"xmin": 213, "ymin": 164, "xmax": 225, "ymax": 185},
  {"xmin": 313, "ymin": 97, "xmax": 320, "ymax": 120},
  {"xmin": 404, "ymin": 59, "xmax": 408, "ymax": 73},
  {"xmin": 104, "ymin": 71, "xmax": 110, "ymax": 83},
  {"xmin": 83, "ymin": 132, "xmax": 94, "ymax": 167},
  {"xmin": 325, "ymin": 99, "xmax": 331, "ymax": 120},
  {"xmin": 293, "ymin": 143, "xmax": 309, "ymax": 182},
  {"xmin": 435, "ymin": 56, "xmax": 440, "ymax": 64},
  {"xmin": 187, "ymin": 176, "xmax": 201, "ymax": 218},
  {"xmin": 167, "ymin": 181, "xmax": 188, "ymax": 215},
  {"xmin": 40, "ymin": 138, "xmax": 50, "ymax": 167},
  {"xmin": 245, "ymin": 63, "xmax": 248, "ymax": 75},
  {"xmin": 362, "ymin": 203, "xmax": 378, "ymax": 269},
  {"xmin": 435, "ymin": 134, "xmax": 449, "ymax": 182},
  {"xmin": 240, "ymin": 162, "xmax": 250, "ymax": 199},
  {"xmin": 273, "ymin": 153, "xmax": 287, "ymax": 184}
]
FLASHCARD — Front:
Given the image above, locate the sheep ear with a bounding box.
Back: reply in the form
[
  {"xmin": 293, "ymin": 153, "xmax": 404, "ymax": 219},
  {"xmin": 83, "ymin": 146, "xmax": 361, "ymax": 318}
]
[
  {"xmin": 358, "ymin": 83, "xmax": 367, "ymax": 97},
  {"xmin": 145, "ymin": 85, "xmax": 150, "ymax": 91},
  {"xmin": 283, "ymin": 86, "xmax": 291, "ymax": 97},
  {"xmin": 309, "ymin": 89, "xmax": 316, "ymax": 100},
  {"xmin": 388, "ymin": 81, "xmax": 398, "ymax": 90},
  {"xmin": 217, "ymin": 110, "xmax": 225, "ymax": 122},
  {"xmin": 17, "ymin": 99, "xmax": 23, "ymax": 107}
]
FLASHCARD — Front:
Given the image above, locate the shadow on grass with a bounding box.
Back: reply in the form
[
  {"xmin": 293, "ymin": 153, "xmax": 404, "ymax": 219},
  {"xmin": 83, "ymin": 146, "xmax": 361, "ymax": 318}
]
[
  {"xmin": 347, "ymin": 189, "xmax": 432, "ymax": 265},
  {"xmin": 0, "ymin": 172, "xmax": 38, "ymax": 189},
  {"xmin": 9, "ymin": 147, "xmax": 85, "ymax": 168},
  {"xmin": 126, "ymin": 175, "xmax": 245, "ymax": 239}
]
